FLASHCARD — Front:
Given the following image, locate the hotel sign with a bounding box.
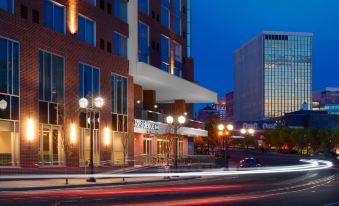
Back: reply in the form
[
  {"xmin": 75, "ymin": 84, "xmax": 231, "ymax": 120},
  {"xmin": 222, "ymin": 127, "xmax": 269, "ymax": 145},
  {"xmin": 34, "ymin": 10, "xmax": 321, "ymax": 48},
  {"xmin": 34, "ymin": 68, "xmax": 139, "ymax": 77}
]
[{"xmin": 134, "ymin": 119, "xmax": 160, "ymax": 134}]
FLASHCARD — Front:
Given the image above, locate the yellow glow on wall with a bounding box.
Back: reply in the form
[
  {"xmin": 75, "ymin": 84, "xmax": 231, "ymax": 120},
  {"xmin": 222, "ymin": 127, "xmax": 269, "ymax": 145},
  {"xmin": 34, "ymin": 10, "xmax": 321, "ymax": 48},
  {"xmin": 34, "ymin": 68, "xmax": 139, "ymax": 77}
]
[
  {"xmin": 26, "ymin": 118, "xmax": 35, "ymax": 142},
  {"xmin": 68, "ymin": 0, "xmax": 78, "ymax": 34},
  {"xmin": 104, "ymin": 127, "xmax": 111, "ymax": 146},
  {"xmin": 70, "ymin": 123, "xmax": 77, "ymax": 144},
  {"xmin": 170, "ymin": 41, "xmax": 175, "ymax": 75}
]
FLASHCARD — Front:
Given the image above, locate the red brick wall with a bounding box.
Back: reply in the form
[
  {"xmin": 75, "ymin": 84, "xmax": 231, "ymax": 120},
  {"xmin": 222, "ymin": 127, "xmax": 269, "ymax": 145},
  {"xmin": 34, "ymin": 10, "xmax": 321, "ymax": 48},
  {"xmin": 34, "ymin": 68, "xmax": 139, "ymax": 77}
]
[
  {"xmin": 138, "ymin": 0, "xmax": 192, "ymax": 82},
  {"xmin": 0, "ymin": 0, "xmax": 132, "ymax": 171}
]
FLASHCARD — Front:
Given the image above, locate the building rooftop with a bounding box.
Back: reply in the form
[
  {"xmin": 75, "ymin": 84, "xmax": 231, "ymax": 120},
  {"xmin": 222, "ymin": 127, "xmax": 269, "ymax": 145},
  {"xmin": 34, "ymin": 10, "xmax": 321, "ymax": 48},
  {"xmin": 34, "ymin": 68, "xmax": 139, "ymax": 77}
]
[{"xmin": 236, "ymin": 31, "xmax": 313, "ymax": 51}]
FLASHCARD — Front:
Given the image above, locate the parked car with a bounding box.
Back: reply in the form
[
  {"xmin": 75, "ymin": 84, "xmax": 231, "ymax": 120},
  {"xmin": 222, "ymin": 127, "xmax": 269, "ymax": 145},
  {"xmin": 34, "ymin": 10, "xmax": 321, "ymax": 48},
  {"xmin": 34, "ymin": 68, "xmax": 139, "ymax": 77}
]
[{"xmin": 239, "ymin": 157, "xmax": 262, "ymax": 168}]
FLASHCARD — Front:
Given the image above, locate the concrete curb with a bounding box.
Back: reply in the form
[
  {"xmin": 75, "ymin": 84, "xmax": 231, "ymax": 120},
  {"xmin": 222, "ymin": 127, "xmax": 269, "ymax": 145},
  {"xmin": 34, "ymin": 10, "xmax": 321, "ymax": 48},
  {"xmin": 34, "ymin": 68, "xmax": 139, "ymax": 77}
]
[{"xmin": 0, "ymin": 176, "xmax": 199, "ymax": 192}]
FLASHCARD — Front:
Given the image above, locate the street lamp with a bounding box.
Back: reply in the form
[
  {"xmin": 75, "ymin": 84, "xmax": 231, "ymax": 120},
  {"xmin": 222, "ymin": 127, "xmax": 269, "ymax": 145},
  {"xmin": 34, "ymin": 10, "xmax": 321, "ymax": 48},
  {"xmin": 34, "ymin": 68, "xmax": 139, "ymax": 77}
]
[
  {"xmin": 217, "ymin": 123, "xmax": 234, "ymax": 168},
  {"xmin": 240, "ymin": 128, "xmax": 255, "ymax": 150},
  {"xmin": 79, "ymin": 96, "xmax": 104, "ymax": 182},
  {"xmin": 166, "ymin": 114, "xmax": 186, "ymax": 169}
]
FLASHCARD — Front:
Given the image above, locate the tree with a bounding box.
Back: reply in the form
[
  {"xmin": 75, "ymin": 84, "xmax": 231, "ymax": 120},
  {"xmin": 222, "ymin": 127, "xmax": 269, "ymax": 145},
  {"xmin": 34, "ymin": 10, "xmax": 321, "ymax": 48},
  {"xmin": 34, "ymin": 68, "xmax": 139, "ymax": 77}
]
[
  {"xmin": 290, "ymin": 129, "xmax": 305, "ymax": 154},
  {"xmin": 308, "ymin": 128, "xmax": 321, "ymax": 154},
  {"xmin": 204, "ymin": 120, "xmax": 222, "ymax": 153},
  {"xmin": 263, "ymin": 129, "xmax": 273, "ymax": 148},
  {"xmin": 279, "ymin": 128, "xmax": 291, "ymax": 150}
]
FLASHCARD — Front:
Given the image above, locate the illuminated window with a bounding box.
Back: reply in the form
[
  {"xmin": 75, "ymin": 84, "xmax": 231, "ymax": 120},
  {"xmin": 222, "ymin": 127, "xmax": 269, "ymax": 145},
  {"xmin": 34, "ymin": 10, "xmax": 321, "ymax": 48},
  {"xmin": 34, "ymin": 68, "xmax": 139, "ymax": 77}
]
[{"xmin": 0, "ymin": 120, "xmax": 19, "ymax": 166}]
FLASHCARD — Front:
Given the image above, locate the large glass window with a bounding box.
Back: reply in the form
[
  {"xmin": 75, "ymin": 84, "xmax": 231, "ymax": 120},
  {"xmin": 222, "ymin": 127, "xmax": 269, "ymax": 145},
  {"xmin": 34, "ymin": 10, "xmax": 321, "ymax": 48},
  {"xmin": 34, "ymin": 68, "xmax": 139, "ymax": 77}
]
[
  {"xmin": 38, "ymin": 50, "xmax": 64, "ymax": 125},
  {"xmin": 161, "ymin": 0, "xmax": 170, "ymax": 28},
  {"xmin": 79, "ymin": 63, "xmax": 100, "ymax": 106},
  {"xmin": 114, "ymin": 0, "xmax": 127, "ymax": 22},
  {"xmin": 138, "ymin": 0, "xmax": 148, "ymax": 15},
  {"xmin": 174, "ymin": 41, "xmax": 182, "ymax": 77},
  {"xmin": 0, "ymin": 0, "xmax": 14, "ymax": 13},
  {"xmin": 44, "ymin": 0, "xmax": 65, "ymax": 33},
  {"xmin": 138, "ymin": 22, "xmax": 149, "ymax": 63},
  {"xmin": 78, "ymin": 15, "xmax": 96, "ymax": 46},
  {"xmin": 0, "ymin": 120, "xmax": 19, "ymax": 166},
  {"xmin": 114, "ymin": 32, "xmax": 127, "ymax": 58},
  {"xmin": 173, "ymin": 0, "xmax": 181, "ymax": 35},
  {"xmin": 161, "ymin": 35, "xmax": 170, "ymax": 72},
  {"xmin": 111, "ymin": 74, "xmax": 128, "ymax": 133},
  {"xmin": 0, "ymin": 37, "xmax": 19, "ymax": 121}
]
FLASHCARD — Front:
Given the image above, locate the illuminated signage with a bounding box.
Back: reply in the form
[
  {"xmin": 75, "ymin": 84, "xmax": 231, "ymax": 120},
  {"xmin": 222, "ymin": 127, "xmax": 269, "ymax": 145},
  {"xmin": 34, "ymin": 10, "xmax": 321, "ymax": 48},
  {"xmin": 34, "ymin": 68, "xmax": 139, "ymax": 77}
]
[{"xmin": 134, "ymin": 119, "xmax": 160, "ymax": 134}]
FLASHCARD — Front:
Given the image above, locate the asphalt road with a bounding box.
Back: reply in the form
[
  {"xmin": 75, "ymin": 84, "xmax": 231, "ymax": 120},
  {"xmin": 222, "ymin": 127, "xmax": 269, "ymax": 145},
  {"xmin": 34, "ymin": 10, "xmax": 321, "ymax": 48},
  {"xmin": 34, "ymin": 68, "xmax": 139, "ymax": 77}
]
[{"xmin": 0, "ymin": 156, "xmax": 338, "ymax": 206}]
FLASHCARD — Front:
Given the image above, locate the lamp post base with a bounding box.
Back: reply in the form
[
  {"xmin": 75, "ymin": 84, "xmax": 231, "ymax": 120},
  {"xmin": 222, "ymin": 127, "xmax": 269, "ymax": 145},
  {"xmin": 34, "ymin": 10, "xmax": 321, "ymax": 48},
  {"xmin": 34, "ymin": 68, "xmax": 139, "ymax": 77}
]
[{"xmin": 86, "ymin": 177, "xmax": 96, "ymax": 182}]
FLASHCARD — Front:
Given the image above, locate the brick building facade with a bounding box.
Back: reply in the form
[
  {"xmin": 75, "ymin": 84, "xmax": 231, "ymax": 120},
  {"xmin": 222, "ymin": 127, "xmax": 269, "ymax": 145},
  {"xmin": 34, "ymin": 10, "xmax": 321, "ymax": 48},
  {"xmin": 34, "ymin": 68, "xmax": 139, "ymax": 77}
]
[{"xmin": 0, "ymin": 0, "xmax": 216, "ymax": 173}]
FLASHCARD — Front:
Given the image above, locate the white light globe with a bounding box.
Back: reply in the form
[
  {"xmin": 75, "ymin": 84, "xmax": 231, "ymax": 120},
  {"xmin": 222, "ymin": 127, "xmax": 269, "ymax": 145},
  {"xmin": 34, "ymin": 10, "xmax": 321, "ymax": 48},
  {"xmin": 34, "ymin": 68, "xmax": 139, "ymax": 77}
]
[
  {"xmin": 178, "ymin": 115, "xmax": 186, "ymax": 124},
  {"xmin": 166, "ymin": 115, "xmax": 174, "ymax": 124},
  {"xmin": 226, "ymin": 124, "xmax": 234, "ymax": 131},
  {"xmin": 248, "ymin": 128, "xmax": 255, "ymax": 135},
  {"xmin": 79, "ymin": 97, "xmax": 89, "ymax": 109},
  {"xmin": 240, "ymin": 128, "xmax": 247, "ymax": 134},
  {"xmin": 0, "ymin": 99, "xmax": 8, "ymax": 110},
  {"xmin": 217, "ymin": 124, "xmax": 225, "ymax": 131},
  {"xmin": 94, "ymin": 97, "xmax": 104, "ymax": 108}
]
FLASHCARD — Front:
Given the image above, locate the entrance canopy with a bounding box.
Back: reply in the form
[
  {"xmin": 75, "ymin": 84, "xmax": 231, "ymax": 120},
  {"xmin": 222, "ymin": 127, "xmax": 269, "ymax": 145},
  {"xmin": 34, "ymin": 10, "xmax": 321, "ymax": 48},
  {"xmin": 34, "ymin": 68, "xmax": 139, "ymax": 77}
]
[{"xmin": 132, "ymin": 62, "xmax": 217, "ymax": 103}]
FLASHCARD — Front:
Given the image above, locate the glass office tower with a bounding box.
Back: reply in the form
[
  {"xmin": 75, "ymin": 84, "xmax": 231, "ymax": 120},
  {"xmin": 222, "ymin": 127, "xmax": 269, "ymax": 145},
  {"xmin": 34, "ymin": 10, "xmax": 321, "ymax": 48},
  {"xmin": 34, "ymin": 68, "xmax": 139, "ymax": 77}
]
[{"xmin": 234, "ymin": 32, "xmax": 312, "ymax": 121}]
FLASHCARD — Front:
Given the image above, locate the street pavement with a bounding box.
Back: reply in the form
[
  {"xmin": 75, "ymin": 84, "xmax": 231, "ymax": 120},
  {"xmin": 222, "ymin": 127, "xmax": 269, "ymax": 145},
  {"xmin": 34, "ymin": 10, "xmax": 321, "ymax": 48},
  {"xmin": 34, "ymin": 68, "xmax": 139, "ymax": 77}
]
[{"xmin": 0, "ymin": 151, "xmax": 338, "ymax": 206}]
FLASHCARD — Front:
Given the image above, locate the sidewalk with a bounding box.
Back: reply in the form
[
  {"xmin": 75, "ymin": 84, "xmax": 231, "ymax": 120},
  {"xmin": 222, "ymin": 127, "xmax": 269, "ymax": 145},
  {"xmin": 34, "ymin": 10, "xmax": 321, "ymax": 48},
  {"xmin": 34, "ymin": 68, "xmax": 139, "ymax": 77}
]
[{"xmin": 0, "ymin": 176, "xmax": 197, "ymax": 192}]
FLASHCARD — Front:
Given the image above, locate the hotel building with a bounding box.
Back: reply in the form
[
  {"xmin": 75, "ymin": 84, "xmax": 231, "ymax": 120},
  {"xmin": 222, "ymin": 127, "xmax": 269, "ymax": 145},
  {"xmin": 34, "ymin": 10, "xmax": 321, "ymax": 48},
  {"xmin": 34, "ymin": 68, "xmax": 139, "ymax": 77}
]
[
  {"xmin": 0, "ymin": 0, "xmax": 216, "ymax": 172},
  {"xmin": 234, "ymin": 31, "xmax": 312, "ymax": 121}
]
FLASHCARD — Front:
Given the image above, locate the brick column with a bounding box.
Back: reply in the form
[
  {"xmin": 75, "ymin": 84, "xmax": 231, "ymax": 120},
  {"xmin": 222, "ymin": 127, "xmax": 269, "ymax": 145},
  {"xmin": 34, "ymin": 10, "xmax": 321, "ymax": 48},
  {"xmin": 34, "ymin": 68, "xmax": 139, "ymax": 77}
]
[
  {"xmin": 143, "ymin": 90, "xmax": 156, "ymax": 111},
  {"xmin": 174, "ymin": 99, "xmax": 186, "ymax": 115}
]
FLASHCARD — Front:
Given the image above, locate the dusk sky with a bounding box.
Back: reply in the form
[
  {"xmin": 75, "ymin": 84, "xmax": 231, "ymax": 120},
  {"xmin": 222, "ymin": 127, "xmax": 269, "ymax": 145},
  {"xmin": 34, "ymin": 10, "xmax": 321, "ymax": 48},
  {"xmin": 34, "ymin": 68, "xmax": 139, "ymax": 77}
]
[{"xmin": 192, "ymin": 0, "xmax": 339, "ymax": 108}]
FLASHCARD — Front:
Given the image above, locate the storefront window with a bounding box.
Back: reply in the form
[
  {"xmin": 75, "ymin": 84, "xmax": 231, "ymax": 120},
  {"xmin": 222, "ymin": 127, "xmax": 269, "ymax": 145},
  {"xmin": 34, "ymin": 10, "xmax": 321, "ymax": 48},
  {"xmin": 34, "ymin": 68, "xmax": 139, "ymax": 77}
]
[
  {"xmin": 79, "ymin": 129, "xmax": 100, "ymax": 166},
  {"xmin": 177, "ymin": 138, "xmax": 183, "ymax": 157},
  {"xmin": 112, "ymin": 132, "xmax": 126, "ymax": 165},
  {"xmin": 0, "ymin": 120, "xmax": 19, "ymax": 166}
]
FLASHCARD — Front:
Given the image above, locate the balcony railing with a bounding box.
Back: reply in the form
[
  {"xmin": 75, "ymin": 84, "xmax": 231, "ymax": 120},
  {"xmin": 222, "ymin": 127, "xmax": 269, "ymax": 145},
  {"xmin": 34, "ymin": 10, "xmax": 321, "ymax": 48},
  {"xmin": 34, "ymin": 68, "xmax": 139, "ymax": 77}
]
[{"xmin": 134, "ymin": 108, "xmax": 205, "ymax": 130}]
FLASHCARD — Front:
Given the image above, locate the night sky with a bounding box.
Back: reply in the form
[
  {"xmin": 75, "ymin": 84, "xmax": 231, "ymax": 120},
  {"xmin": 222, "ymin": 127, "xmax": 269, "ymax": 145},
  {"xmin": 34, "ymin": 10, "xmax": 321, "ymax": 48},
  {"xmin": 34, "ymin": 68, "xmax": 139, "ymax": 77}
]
[{"xmin": 192, "ymin": 0, "xmax": 339, "ymax": 113}]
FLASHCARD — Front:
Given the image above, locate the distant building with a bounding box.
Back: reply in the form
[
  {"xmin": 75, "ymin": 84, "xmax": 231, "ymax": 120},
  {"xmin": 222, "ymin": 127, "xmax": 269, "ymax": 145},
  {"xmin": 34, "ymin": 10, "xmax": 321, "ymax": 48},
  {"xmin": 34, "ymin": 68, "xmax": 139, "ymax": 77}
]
[
  {"xmin": 212, "ymin": 98, "xmax": 227, "ymax": 121},
  {"xmin": 226, "ymin": 92, "xmax": 234, "ymax": 121},
  {"xmin": 198, "ymin": 105, "xmax": 219, "ymax": 123},
  {"xmin": 283, "ymin": 110, "xmax": 339, "ymax": 129},
  {"xmin": 234, "ymin": 31, "xmax": 312, "ymax": 121},
  {"xmin": 312, "ymin": 87, "xmax": 339, "ymax": 115}
]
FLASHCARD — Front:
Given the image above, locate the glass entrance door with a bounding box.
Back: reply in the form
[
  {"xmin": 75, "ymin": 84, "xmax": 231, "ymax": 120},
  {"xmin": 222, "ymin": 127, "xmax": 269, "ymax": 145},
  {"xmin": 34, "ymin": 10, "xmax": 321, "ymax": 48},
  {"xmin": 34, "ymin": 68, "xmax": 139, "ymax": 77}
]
[
  {"xmin": 143, "ymin": 136, "xmax": 152, "ymax": 164},
  {"xmin": 40, "ymin": 125, "xmax": 64, "ymax": 166}
]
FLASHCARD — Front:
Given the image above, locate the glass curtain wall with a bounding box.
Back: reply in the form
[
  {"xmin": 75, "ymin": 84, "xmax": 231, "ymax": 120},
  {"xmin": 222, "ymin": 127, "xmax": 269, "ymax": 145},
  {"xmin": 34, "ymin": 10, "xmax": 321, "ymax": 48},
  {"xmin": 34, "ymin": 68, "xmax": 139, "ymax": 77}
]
[{"xmin": 264, "ymin": 34, "xmax": 312, "ymax": 118}]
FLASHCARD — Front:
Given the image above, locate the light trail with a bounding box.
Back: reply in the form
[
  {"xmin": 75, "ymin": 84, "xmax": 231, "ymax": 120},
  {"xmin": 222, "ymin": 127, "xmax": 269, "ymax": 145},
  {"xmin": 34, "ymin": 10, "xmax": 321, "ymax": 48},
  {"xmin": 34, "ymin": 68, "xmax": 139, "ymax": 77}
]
[{"xmin": 0, "ymin": 159, "xmax": 332, "ymax": 180}]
